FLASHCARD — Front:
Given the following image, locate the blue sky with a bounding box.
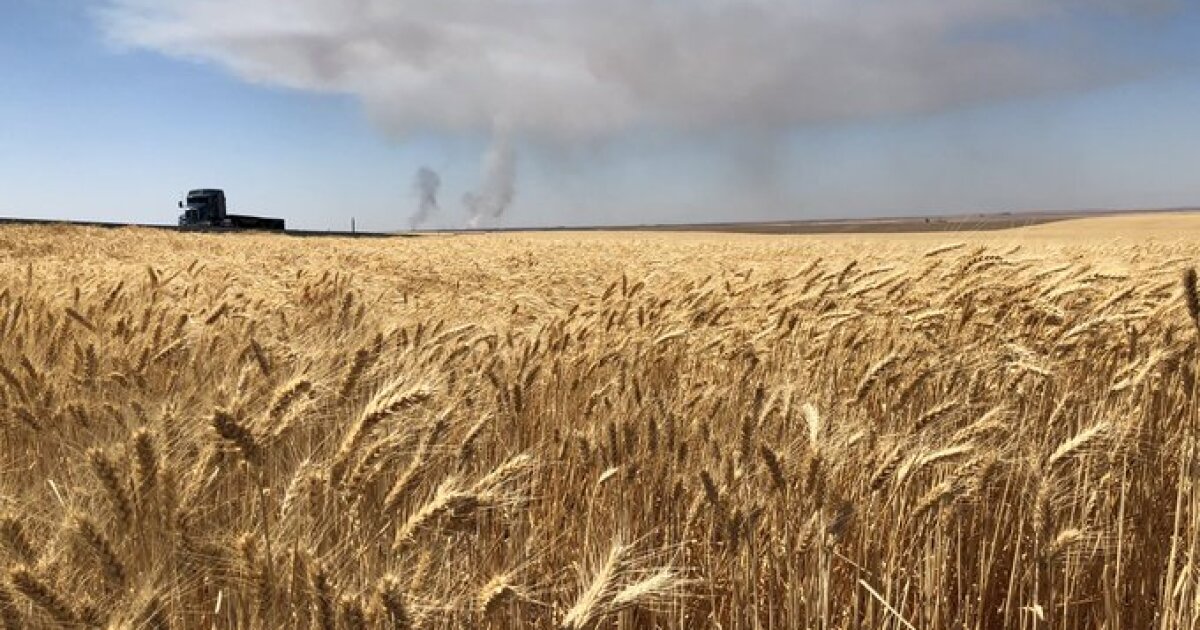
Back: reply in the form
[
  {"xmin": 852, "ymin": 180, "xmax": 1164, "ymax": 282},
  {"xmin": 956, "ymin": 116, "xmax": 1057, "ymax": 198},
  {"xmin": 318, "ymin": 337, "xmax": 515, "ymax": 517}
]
[
  {"xmin": 1, "ymin": 0, "xmax": 464, "ymax": 231},
  {"xmin": 2, "ymin": 0, "xmax": 1200, "ymax": 230}
]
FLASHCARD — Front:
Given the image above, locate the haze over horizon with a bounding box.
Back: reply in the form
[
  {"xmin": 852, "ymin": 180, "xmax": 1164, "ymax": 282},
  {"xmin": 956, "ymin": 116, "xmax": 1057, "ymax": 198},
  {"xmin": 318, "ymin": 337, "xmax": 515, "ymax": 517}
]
[{"xmin": 3, "ymin": 0, "xmax": 1200, "ymax": 231}]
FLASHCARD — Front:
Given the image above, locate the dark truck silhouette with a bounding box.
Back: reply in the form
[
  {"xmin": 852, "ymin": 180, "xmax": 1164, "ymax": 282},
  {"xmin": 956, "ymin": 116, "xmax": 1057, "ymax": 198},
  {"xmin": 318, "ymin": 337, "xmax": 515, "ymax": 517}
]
[{"xmin": 178, "ymin": 189, "xmax": 285, "ymax": 231}]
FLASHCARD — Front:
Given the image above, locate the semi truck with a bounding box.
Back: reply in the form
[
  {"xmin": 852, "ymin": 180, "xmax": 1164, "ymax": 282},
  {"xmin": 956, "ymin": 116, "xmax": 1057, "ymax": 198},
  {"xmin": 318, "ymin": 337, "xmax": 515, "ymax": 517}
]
[{"xmin": 178, "ymin": 189, "xmax": 285, "ymax": 231}]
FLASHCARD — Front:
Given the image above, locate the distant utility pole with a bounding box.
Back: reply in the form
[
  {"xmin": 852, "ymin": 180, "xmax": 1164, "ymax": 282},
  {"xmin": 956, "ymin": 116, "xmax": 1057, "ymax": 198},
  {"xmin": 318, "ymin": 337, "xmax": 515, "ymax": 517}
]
[{"xmin": 351, "ymin": 217, "xmax": 356, "ymax": 234}]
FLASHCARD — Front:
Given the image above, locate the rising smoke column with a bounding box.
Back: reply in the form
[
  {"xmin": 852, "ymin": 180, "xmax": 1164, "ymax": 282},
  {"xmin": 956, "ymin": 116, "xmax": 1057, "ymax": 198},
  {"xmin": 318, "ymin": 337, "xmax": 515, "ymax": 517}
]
[
  {"xmin": 410, "ymin": 166, "xmax": 441, "ymax": 229},
  {"xmin": 464, "ymin": 132, "xmax": 517, "ymax": 228}
]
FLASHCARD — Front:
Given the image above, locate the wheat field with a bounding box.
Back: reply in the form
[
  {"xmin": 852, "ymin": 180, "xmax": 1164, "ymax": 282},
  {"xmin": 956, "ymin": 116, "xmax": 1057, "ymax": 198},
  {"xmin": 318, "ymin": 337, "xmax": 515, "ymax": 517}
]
[{"xmin": 0, "ymin": 217, "xmax": 1199, "ymax": 629}]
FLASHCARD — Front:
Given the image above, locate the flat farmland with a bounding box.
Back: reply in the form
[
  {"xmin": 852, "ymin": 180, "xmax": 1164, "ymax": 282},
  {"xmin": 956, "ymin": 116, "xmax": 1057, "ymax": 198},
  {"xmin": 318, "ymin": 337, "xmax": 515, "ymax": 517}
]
[{"xmin": 1, "ymin": 215, "xmax": 1199, "ymax": 628}]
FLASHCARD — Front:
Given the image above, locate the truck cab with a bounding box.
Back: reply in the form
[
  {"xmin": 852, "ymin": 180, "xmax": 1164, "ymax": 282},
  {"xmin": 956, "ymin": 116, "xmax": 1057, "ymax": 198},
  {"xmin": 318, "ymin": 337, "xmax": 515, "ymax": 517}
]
[{"xmin": 179, "ymin": 189, "xmax": 227, "ymax": 226}]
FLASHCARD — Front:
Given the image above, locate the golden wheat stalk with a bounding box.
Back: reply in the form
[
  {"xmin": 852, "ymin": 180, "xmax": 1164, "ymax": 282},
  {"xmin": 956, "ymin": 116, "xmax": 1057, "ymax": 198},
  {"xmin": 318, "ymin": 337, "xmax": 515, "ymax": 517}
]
[{"xmin": 560, "ymin": 539, "xmax": 629, "ymax": 630}]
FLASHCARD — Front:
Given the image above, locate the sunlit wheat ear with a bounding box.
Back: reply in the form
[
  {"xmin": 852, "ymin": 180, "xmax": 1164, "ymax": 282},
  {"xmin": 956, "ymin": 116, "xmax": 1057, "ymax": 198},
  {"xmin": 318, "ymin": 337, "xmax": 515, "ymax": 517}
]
[
  {"xmin": 339, "ymin": 347, "xmax": 377, "ymax": 403},
  {"xmin": 267, "ymin": 377, "xmax": 313, "ymax": 423},
  {"xmin": 332, "ymin": 383, "xmax": 434, "ymax": 483},
  {"xmin": 384, "ymin": 416, "xmax": 449, "ymax": 511},
  {"xmin": 342, "ymin": 436, "xmax": 401, "ymax": 499},
  {"xmin": 924, "ymin": 242, "xmax": 966, "ymax": 257},
  {"xmin": 914, "ymin": 444, "xmax": 975, "ymax": 476},
  {"xmin": 611, "ymin": 566, "xmax": 689, "ymax": 613},
  {"xmin": 560, "ymin": 538, "xmax": 629, "ymax": 630},
  {"xmin": 407, "ymin": 549, "xmax": 435, "ymax": 593},
  {"xmin": 952, "ymin": 407, "xmax": 1010, "ymax": 444},
  {"xmin": 1031, "ymin": 477, "xmax": 1056, "ymax": 539},
  {"xmin": 1045, "ymin": 421, "xmax": 1110, "ymax": 472},
  {"xmin": 914, "ymin": 400, "xmax": 960, "ymax": 433},
  {"xmin": 478, "ymin": 571, "xmax": 531, "ymax": 619},
  {"xmin": 393, "ymin": 480, "xmax": 491, "ymax": 548},
  {"xmin": 869, "ymin": 443, "xmax": 905, "ymax": 492},
  {"xmin": 854, "ymin": 352, "xmax": 901, "ymax": 402},
  {"xmin": 1043, "ymin": 527, "xmax": 1090, "ymax": 564},
  {"xmin": 471, "ymin": 452, "xmax": 536, "ymax": 495}
]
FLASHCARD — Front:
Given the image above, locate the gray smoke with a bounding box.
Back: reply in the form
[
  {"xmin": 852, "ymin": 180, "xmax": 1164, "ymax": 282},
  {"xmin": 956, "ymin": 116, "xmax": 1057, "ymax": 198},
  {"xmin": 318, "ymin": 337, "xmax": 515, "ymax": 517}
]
[
  {"xmin": 410, "ymin": 166, "xmax": 440, "ymax": 230},
  {"xmin": 98, "ymin": 0, "xmax": 1183, "ymax": 223},
  {"xmin": 98, "ymin": 1, "xmax": 1171, "ymax": 142},
  {"xmin": 463, "ymin": 132, "xmax": 516, "ymax": 228}
]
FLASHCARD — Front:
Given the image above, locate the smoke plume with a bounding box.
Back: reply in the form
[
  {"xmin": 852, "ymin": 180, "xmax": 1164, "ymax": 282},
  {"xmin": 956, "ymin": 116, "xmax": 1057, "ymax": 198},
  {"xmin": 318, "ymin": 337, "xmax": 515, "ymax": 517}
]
[
  {"xmin": 464, "ymin": 132, "xmax": 517, "ymax": 228},
  {"xmin": 410, "ymin": 166, "xmax": 440, "ymax": 230},
  {"xmin": 97, "ymin": 0, "xmax": 1186, "ymax": 223},
  {"xmin": 99, "ymin": 1, "xmax": 1171, "ymax": 142}
]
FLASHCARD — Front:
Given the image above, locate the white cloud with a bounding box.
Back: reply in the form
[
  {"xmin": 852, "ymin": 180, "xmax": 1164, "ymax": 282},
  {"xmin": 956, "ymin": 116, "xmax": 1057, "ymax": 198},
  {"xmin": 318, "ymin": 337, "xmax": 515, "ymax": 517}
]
[{"xmin": 100, "ymin": 0, "xmax": 1170, "ymax": 142}]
